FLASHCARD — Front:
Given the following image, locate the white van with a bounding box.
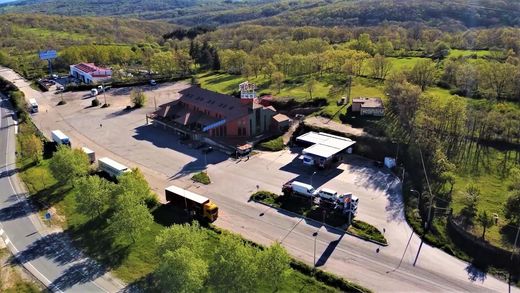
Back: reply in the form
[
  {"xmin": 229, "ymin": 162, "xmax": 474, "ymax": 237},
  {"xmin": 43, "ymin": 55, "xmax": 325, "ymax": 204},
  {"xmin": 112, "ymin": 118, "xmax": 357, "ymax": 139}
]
[
  {"xmin": 28, "ymin": 99, "xmax": 38, "ymax": 113},
  {"xmin": 283, "ymin": 181, "xmax": 317, "ymax": 198},
  {"xmin": 318, "ymin": 188, "xmax": 338, "ymax": 202}
]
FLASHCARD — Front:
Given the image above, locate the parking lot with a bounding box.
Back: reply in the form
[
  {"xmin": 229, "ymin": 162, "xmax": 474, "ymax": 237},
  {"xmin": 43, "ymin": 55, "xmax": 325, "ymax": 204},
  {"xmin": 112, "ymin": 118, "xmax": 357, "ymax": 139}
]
[{"xmin": 26, "ymin": 79, "xmax": 503, "ymax": 292}]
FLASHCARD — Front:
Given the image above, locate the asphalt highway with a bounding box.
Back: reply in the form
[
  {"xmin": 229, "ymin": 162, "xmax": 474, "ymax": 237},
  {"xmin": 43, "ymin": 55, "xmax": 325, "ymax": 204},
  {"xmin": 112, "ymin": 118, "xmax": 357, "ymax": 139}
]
[{"xmin": 0, "ymin": 94, "xmax": 123, "ymax": 292}]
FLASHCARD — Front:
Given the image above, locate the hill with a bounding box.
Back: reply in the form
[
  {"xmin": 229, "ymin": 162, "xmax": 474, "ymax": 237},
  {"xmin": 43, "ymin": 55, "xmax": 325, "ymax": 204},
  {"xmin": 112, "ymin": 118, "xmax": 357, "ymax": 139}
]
[{"xmin": 1, "ymin": 0, "xmax": 519, "ymax": 28}]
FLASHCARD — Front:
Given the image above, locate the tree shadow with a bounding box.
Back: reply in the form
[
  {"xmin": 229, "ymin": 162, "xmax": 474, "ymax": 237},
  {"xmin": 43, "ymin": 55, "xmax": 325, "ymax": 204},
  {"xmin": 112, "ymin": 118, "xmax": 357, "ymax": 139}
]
[
  {"xmin": 10, "ymin": 232, "xmax": 83, "ymax": 266},
  {"xmin": 48, "ymin": 258, "xmax": 107, "ymax": 291},
  {"xmin": 0, "ymin": 196, "xmax": 34, "ymax": 222},
  {"xmin": 67, "ymin": 211, "xmax": 130, "ymax": 269},
  {"xmin": 465, "ymin": 262, "xmax": 488, "ymax": 283},
  {"xmin": 500, "ymin": 224, "xmax": 520, "ymax": 247}
]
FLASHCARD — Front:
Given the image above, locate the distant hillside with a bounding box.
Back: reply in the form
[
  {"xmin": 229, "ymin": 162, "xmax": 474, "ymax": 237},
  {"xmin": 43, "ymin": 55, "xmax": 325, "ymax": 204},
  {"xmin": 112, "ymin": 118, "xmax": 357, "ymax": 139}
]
[
  {"xmin": 0, "ymin": 13, "xmax": 175, "ymax": 53},
  {"xmin": 1, "ymin": 0, "xmax": 519, "ymax": 28},
  {"xmin": 0, "ymin": 0, "xmax": 520, "ymax": 28}
]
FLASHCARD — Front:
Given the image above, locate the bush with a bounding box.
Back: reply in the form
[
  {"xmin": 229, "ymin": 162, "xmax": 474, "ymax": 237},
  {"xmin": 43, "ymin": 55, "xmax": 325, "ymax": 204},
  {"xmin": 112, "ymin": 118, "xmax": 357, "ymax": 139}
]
[
  {"xmin": 131, "ymin": 89, "xmax": 147, "ymax": 108},
  {"xmin": 91, "ymin": 98, "xmax": 100, "ymax": 107},
  {"xmin": 57, "ymin": 100, "xmax": 67, "ymax": 105},
  {"xmin": 259, "ymin": 136, "xmax": 284, "ymax": 151},
  {"xmin": 191, "ymin": 171, "xmax": 211, "ymax": 185},
  {"xmin": 250, "ymin": 190, "xmax": 279, "ymax": 206},
  {"xmin": 349, "ymin": 220, "xmax": 387, "ymax": 244}
]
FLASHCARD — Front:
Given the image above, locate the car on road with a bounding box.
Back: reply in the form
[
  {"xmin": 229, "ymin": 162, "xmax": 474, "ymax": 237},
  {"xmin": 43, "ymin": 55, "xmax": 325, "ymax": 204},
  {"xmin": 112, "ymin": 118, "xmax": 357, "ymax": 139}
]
[{"xmin": 149, "ymin": 79, "xmax": 157, "ymax": 86}]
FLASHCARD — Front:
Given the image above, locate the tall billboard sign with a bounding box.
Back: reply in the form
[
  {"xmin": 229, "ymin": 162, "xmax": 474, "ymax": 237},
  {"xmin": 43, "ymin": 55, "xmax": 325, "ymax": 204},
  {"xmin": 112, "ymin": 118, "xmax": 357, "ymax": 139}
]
[
  {"xmin": 239, "ymin": 81, "xmax": 256, "ymax": 99},
  {"xmin": 38, "ymin": 50, "xmax": 58, "ymax": 75}
]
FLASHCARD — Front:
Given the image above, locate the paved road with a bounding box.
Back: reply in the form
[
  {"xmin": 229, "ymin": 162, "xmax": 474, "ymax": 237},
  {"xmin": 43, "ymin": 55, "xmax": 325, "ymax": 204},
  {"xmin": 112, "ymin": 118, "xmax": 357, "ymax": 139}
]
[
  {"xmin": 0, "ymin": 96, "xmax": 123, "ymax": 291},
  {"xmin": 1, "ymin": 66, "xmax": 518, "ymax": 292}
]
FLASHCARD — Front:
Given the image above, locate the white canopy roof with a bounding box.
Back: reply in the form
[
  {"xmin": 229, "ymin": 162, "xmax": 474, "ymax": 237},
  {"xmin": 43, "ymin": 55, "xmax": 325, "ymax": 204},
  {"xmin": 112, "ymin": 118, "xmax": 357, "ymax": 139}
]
[{"xmin": 298, "ymin": 131, "xmax": 355, "ymax": 159}]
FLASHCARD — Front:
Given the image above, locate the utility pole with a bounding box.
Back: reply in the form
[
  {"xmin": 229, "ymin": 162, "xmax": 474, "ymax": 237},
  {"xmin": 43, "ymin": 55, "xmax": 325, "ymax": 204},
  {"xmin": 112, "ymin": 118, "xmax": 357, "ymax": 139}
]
[{"xmin": 102, "ymin": 82, "xmax": 107, "ymax": 105}]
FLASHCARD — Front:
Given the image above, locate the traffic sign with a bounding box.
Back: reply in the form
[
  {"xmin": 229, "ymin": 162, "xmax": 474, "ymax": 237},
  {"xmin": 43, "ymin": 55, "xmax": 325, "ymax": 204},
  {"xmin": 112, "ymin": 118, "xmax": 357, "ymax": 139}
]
[{"xmin": 45, "ymin": 211, "xmax": 52, "ymax": 220}]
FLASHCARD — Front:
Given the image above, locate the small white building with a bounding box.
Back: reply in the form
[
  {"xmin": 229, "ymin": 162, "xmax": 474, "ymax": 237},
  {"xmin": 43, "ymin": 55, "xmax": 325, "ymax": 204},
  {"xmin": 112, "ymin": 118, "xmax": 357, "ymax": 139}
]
[
  {"xmin": 351, "ymin": 97, "xmax": 385, "ymax": 117},
  {"xmin": 70, "ymin": 63, "xmax": 112, "ymax": 84},
  {"xmin": 296, "ymin": 131, "xmax": 356, "ymax": 168}
]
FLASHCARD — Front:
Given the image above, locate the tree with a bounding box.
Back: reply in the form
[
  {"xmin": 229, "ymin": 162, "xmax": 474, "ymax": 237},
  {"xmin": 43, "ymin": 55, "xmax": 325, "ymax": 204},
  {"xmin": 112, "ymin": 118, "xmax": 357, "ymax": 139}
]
[
  {"xmin": 155, "ymin": 222, "xmax": 208, "ymax": 257},
  {"xmin": 407, "ymin": 59, "xmax": 437, "ymax": 91},
  {"xmin": 49, "ymin": 145, "xmax": 90, "ymax": 184},
  {"xmin": 460, "ymin": 184, "xmax": 480, "ymax": 226},
  {"xmin": 262, "ymin": 61, "xmax": 276, "ymax": 79},
  {"xmin": 271, "ymin": 71, "xmax": 285, "ymax": 93},
  {"xmin": 115, "ymin": 168, "xmax": 156, "ymax": 205},
  {"xmin": 130, "ymin": 89, "xmax": 146, "ymax": 108},
  {"xmin": 385, "ymin": 74, "xmax": 423, "ymax": 133},
  {"xmin": 75, "ymin": 175, "xmax": 114, "ymax": 218},
  {"xmin": 477, "ymin": 211, "xmax": 494, "ymax": 240},
  {"xmin": 209, "ymin": 234, "xmax": 259, "ymax": 292},
  {"xmin": 20, "ymin": 134, "xmax": 43, "ymax": 163},
  {"xmin": 370, "ymin": 54, "xmax": 392, "ymax": 79},
  {"xmin": 257, "ymin": 242, "xmax": 291, "ymax": 292},
  {"xmin": 155, "ymin": 248, "xmax": 208, "ymax": 293},
  {"xmin": 504, "ymin": 169, "xmax": 520, "ymax": 224},
  {"xmin": 109, "ymin": 195, "xmax": 153, "ymax": 243},
  {"xmin": 305, "ymin": 77, "xmax": 316, "ymax": 99}
]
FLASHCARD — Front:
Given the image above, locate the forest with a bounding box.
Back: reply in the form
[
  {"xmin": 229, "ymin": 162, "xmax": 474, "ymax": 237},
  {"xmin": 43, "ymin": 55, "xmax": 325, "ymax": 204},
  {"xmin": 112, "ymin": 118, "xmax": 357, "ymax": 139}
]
[{"xmin": 2, "ymin": 0, "xmax": 520, "ymax": 28}]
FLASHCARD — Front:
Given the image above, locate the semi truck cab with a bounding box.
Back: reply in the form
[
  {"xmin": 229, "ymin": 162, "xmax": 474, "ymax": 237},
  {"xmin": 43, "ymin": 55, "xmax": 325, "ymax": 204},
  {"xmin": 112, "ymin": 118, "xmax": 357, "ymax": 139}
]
[{"xmin": 203, "ymin": 201, "xmax": 219, "ymax": 222}]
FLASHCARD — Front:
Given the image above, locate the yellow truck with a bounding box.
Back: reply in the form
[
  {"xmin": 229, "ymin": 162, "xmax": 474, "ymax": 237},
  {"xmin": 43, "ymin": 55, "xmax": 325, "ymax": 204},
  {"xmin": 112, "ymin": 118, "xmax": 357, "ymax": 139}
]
[{"xmin": 165, "ymin": 185, "xmax": 218, "ymax": 222}]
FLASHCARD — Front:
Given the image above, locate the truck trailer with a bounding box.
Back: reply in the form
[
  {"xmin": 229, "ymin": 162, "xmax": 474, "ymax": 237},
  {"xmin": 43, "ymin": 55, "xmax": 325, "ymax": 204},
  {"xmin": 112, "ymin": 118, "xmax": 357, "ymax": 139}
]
[
  {"xmin": 165, "ymin": 185, "xmax": 218, "ymax": 222},
  {"xmin": 51, "ymin": 130, "xmax": 70, "ymax": 146},
  {"xmin": 81, "ymin": 147, "xmax": 96, "ymax": 164},
  {"xmin": 98, "ymin": 157, "xmax": 130, "ymax": 178}
]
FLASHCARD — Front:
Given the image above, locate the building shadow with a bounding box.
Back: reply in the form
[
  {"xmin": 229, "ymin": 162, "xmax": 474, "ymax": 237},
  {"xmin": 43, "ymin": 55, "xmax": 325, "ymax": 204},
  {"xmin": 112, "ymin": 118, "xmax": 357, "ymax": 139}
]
[{"xmin": 132, "ymin": 124, "xmax": 228, "ymax": 176}]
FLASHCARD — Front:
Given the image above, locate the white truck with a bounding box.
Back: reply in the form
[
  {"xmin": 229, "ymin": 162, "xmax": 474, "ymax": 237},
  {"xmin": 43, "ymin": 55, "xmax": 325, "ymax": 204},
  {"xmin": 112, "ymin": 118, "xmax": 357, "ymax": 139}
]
[
  {"xmin": 28, "ymin": 99, "xmax": 39, "ymax": 113},
  {"xmin": 81, "ymin": 147, "xmax": 96, "ymax": 164},
  {"xmin": 51, "ymin": 130, "xmax": 70, "ymax": 146},
  {"xmin": 282, "ymin": 181, "xmax": 318, "ymax": 198},
  {"xmin": 98, "ymin": 157, "xmax": 131, "ymax": 178}
]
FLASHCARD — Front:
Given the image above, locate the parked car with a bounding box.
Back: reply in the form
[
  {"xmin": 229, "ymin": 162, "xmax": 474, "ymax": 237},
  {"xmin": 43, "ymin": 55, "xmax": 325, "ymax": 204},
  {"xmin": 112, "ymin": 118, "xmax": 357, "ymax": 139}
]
[
  {"xmin": 90, "ymin": 88, "xmax": 98, "ymax": 97},
  {"xmin": 149, "ymin": 79, "xmax": 157, "ymax": 86},
  {"xmin": 318, "ymin": 188, "xmax": 338, "ymax": 202}
]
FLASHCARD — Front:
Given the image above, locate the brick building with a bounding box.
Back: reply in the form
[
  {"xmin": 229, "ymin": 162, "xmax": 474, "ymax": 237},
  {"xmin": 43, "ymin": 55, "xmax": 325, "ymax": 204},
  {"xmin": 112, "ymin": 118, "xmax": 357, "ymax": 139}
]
[
  {"xmin": 151, "ymin": 86, "xmax": 290, "ymax": 142},
  {"xmin": 70, "ymin": 63, "xmax": 112, "ymax": 84}
]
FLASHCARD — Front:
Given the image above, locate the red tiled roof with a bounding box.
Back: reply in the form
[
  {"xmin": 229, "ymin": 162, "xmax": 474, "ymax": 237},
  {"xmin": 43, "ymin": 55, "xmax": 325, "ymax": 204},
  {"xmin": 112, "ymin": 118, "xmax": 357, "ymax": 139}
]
[
  {"xmin": 73, "ymin": 63, "xmax": 110, "ymax": 74},
  {"xmin": 273, "ymin": 113, "xmax": 290, "ymax": 122},
  {"xmin": 178, "ymin": 86, "xmax": 249, "ymax": 121}
]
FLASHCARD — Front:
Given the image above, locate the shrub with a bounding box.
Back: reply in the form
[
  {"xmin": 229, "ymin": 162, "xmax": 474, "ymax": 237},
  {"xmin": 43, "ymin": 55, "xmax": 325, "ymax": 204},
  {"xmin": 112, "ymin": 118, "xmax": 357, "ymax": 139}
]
[
  {"xmin": 91, "ymin": 98, "xmax": 100, "ymax": 107},
  {"xmin": 131, "ymin": 89, "xmax": 147, "ymax": 108},
  {"xmin": 191, "ymin": 171, "xmax": 211, "ymax": 185},
  {"xmin": 260, "ymin": 136, "xmax": 284, "ymax": 151},
  {"xmin": 350, "ymin": 220, "xmax": 387, "ymax": 244}
]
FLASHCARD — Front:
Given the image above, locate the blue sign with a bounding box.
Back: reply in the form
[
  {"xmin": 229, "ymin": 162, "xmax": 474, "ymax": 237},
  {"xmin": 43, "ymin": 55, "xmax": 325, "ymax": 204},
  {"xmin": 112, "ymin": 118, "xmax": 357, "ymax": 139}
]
[
  {"xmin": 45, "ymin": 211, "xmax": 52, "ymax": 220},
  {"xmin": 202, "ymin": 119, "xmax": 226, "ymax": 132},
  {"xmin": 39, "ymin": 50, "xmax": 57, "ymax": 60}
]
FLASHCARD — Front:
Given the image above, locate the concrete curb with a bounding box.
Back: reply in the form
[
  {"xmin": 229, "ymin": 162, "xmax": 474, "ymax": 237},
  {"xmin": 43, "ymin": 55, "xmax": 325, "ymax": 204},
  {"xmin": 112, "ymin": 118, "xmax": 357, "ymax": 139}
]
[{"xmin": 250, "ymin": 198, "xmax": 388, "ymax": 246}]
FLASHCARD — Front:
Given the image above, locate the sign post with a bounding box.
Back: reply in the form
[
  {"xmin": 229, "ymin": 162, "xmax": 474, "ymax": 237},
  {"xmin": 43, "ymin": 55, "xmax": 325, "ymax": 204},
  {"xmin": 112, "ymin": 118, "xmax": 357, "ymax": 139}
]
[{"xmin": 38, "ymin": 50, "xmax": 58, "ymax": 76}]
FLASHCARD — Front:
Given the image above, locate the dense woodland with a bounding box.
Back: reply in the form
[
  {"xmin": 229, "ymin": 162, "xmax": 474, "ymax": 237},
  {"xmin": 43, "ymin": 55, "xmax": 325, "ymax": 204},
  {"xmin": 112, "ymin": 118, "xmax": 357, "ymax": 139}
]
[{"xmin": 2, "ymin": 0, "xmax": 520, "ymax": 28}]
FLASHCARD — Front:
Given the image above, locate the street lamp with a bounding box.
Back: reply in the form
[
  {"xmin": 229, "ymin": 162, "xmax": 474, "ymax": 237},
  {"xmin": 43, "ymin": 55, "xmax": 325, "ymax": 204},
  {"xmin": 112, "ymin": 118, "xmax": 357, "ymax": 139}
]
[{"xmin": 310, "ymin": 171, "xmax": 317, "ymax": 187}]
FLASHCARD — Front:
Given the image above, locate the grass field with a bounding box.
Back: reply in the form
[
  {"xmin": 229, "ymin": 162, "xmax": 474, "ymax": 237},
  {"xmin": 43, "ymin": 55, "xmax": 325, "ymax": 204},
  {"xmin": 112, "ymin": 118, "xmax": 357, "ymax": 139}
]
[{"xmin": 448, "ymin": 49, "xmax": 491, "ymax": 58}]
